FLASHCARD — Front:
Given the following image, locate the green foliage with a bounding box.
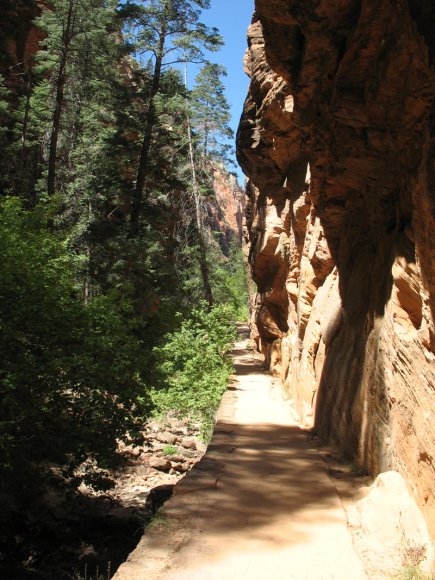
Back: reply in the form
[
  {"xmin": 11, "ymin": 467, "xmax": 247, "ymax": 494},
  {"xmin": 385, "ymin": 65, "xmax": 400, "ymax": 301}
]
[
  {"xmin": 152, "ymin": 304, "xmax": 237, "ymax": 438},
  {"xmin": 175, "ymin": 236, "xmax": 249, "ymax": 321},
  {"xmin": 211, "ymin": 239, "xmax": 249, "ymax": 321},
  {"xmin": 0, "ymin": 79, "xmax": 12, "ymax": 195},
  {"xmin": 32, "ymin": 0, "xmax": 121, "ymax": 194},
  {"xmin": 162, "ymin": 444, "xmax": 178, "ymax": 455},
  {"xmin": 121, "ymin": 0, "xmax": 222, "ymax": 67},
  {"xmin": 0, "ymin": 198, "xmax": 151, "ymax": 502}
]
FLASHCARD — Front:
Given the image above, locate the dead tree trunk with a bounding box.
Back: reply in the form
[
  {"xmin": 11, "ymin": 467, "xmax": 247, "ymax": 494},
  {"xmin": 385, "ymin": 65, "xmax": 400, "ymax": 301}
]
[{"xmin": 184, "ymin": 59, "xmax": 213, "ymax": 309}]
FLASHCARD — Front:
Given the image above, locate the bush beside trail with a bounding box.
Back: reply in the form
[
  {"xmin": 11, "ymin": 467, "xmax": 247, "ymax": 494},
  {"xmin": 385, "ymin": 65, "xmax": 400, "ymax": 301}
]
[{"xmin": 152, "ymin": 304, "xmax": 237, "ymax": 439}]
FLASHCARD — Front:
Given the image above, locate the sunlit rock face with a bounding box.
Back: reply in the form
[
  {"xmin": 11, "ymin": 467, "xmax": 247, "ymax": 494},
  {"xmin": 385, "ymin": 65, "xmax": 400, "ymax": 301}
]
[
  {"xmin": 209, "ymin": 163, "xmax": 245, "ymax": 252},
  {"xmin": 237, "ymin": 0, "xmax": 435, "ymax": 538}
]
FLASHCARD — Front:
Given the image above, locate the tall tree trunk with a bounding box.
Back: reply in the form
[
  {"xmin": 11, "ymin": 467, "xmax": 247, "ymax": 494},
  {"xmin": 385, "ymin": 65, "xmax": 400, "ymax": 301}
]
[
  {"xmin": 184, "ymin": 59, "xmax": 213, "ymax": 309},
  {"xmin": 203, "ymin": 97, "xmax": 210, "ymax": 157},
  {"xmin": 20, "ymin": 68, "xmax": 31, "ymax": 152},
  {"xmin": 47, "ymin": 0, "xmax": 75, "ymax": 197},
  {"xmin": 20, "ymin": 64, "xmax": 35, "ymax": 202},
  {"xmin": 203, "ymin": 124, "xmax": 208, "ymax": 158},
  {"xmin": 82, "ymin": 200, "xmax": 93, "ymax": 305},
  {"xmin": 130, "ymin": 24, "xmax": 166, "ymax": 225}
]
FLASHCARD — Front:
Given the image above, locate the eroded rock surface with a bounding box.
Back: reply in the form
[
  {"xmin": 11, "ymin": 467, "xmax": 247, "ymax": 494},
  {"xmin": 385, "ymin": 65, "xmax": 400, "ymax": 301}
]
[
  {"xmin": 348, "ymin": 471, "xmax": 434, "ymax": 577},
  {"xmin": 237, "ymin": 0, "xmax": 435, "ymax": 539}
]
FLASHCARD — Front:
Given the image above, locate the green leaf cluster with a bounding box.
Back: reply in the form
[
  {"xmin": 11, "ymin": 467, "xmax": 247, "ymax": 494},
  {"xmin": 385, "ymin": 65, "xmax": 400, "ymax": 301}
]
[{"xmin": 152, "ymin": 304, "xmax": 237, "ymax": 439}]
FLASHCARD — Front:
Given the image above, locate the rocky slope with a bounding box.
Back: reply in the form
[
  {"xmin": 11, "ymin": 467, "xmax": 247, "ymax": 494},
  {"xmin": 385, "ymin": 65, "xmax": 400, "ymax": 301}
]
[
  {"xmin": 0, "ymin": 416, "xmax": 206, "ymax": 579},
  {"xmin": 237, "ymin": 0, "xmax": 435, "ymax": 539}
]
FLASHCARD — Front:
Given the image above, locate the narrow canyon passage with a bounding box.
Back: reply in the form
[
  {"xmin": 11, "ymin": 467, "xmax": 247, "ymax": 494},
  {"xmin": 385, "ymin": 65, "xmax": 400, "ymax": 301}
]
[{"xmin": 115, "ymin": 326, "xmax": 366, "ymax": 580}]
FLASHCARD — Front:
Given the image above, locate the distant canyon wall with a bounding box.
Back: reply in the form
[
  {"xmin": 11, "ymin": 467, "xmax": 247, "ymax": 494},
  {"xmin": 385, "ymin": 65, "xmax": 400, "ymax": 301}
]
[
  {"xmin": 237, "ymin": 0, "xmax": 435, "ymax": 537},
  {"xmin": 1, "ymin": 0, "xmax": 44, "ymax": 84},
  {"xmin": 209, "ymin": 164, "xmax": 245, "ymax": 251}
]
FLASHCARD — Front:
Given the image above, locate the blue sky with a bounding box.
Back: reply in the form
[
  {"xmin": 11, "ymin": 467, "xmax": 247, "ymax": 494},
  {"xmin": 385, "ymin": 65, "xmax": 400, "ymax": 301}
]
[{"xmin": 198, "ymin": 0, "xmax": 254, "ymax": 183}]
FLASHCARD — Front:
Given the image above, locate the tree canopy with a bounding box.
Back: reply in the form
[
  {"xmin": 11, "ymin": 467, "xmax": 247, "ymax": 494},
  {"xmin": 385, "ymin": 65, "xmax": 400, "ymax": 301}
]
[{"xmin": 0, "ymin": 2, "xmax": 248, "ymax": 574}]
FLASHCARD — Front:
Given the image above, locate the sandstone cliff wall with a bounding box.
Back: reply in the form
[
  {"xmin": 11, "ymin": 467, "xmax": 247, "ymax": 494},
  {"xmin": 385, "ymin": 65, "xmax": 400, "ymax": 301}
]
[{"xmin": 237, "ymin": 0, "xmax": 435, "ymax": 537}]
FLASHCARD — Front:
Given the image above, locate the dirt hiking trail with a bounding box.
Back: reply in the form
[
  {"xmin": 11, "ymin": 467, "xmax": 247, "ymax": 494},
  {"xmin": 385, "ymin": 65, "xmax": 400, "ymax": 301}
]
[{"xmin": 115, "ymin": 325, "xmax": 367, "ymax": 579}]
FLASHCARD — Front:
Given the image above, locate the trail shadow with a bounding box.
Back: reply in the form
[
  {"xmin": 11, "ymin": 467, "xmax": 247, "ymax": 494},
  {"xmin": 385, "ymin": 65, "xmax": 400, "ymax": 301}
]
[
  {"xmin": 233, "ymin": 362, "xmax": 266, "ymax": 376},
  {"xmin": 158, "ymin": 421, "xmax": 339, "ymax": 548},
  {"xmin": 114, "ymin": 335, "xmax": 348, "ymax": 575},
  {"xmin": 168, "ymin": 330, "xmax": 341, "ymax": 543}
]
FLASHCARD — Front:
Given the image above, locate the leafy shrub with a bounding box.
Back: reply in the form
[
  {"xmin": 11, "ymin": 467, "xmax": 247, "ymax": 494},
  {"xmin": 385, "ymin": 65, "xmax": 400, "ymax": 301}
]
[
  {"xmin": 0, "ymin": 198, "xmax": 151, "ymax": 505},
  {"xmin": 152, "ymin": 304, "xmax": 236, "ymax": 439},
  {"xmin": 162, "ymin": 445, "xmax": 178, "ymax": 456}
]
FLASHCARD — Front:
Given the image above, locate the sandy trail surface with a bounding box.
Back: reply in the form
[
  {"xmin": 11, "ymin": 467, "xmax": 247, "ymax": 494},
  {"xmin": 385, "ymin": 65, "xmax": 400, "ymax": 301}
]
[{"xmin": 115, "ymin": 325, "xmax": 367, "ymax": 579}]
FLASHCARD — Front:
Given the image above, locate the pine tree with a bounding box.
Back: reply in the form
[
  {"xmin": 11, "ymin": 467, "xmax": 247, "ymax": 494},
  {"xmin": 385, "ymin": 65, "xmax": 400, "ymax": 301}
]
[
  {"xmin": 182, "ymin": 57, "xmax": 213, "ymax": 308},
  {"xmin": 121, "ymin": 0, "xmax": 222, "ymax": 225},
  {"xmin": 179, "ymin": 61, "xmax": 234, "ymax": 309},
  {"xmin": 191, "ymin": 62, "xmax": 233, "ymax": 160},
  {"xmin": 34, "ymin": 0, "xmax": 119, "ymax": 197}
]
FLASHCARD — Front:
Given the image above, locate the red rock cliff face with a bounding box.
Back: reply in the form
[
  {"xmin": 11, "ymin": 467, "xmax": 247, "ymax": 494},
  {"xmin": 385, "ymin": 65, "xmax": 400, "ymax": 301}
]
[
  {"xmin": 208, "ymin": 164, "xmax": 245, "ymax": 252},
  {"xmin": 237, "ymin": 0, "xmax": 435, "ymax": 537},
  {"xmin": 1, "ymin": 1, "xmax": 44, "ymax": 85}
]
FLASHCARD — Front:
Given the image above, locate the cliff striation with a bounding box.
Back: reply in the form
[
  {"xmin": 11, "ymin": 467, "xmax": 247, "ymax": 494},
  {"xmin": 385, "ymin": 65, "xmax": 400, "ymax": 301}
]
[{"xmin": 237, "ymin": 0, "xmax": 435, "ymax": 538}]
